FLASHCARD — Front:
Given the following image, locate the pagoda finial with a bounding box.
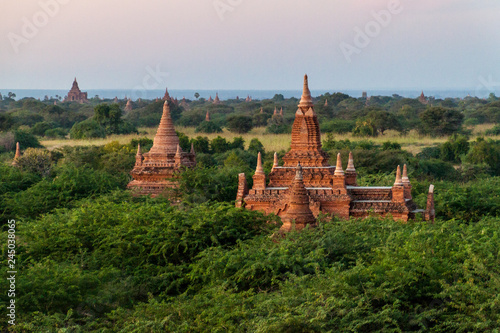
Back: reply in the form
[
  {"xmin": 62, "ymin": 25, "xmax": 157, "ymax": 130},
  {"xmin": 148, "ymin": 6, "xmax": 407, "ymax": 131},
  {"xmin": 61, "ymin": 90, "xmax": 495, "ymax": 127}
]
[
  {"xmin": 12, "ymin": 142, "xmax": 21, "ymax": 165},
  {"xmin": 346, "ymin": 152, "xmax": 355, "ymax": 172},
  {"xmin": 205, "ymin": 110, "xmax": 210, "ymax": 121},
  {"xmin": 394, "ymin": 165, "xmax": 403, "ymax": 186},
  {"xmin": 136, "ymin": 143, "xmax": 142, "ymax": 156},
  {"xmin": 255, "ymin": 152, "xmax": 264, "ymax": 174},
  {"xmin": 272, "ymin": 152, "xmax": 279, "ymax": 170},
  {"xmin": 14, "ymin": 142, "xmax": 21, "ymax": 159},
  {"xmin": 280, "ymin": 107, "xmax": 283, "ymax": 116},
  {"xmin": 334, "ymin": 153, "xmax": 344, "ymax": 176},
  {"xmin": 324, "ymin": 99, "xmax": 328, "ymax": 107},
  {"xmin": 273, "ymin": 107, "xmax": 277, "ymax": 116},
  {"xmin": 176, "ymin": 144, "xmax": 181, "ymax": 155},
  {"xmin": 295, "ymin": 162, "xmax": 303, "ymax": 180},
  {"xmin": 402, "ymin": 164, "xmax": 410, "ymax": 185},
  {"xmin": 190, "ymin": 143, "xmax": 195, "ymax": 154},
  {"xmin": 298, "ymin": 74, "xmax": 314, "ymax": 108}
]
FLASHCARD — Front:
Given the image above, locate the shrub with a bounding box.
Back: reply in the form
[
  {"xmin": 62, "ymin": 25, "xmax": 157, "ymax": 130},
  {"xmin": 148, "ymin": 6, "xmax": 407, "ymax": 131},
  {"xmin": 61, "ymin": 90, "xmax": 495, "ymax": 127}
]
[
  {"xmin": 319, "ymin": 119, "xmax": 355, "ymax": 134},
  {"xmin": 353, "ymin": 119, "xmax": 378, "ymax": 137},
  {"xmin": 44, "ymin": 127, "xmax": 68, "ymax": 138},
  {"xmin": 31, "ymin": 121, "xmax": 57, "ymax": 136},
  {"xmin": 15, "ymin": 148, "xmax": 53, "ymax": 177},
  {"xmin": 248, "ymin": 138, "xmax": 265, "ymax": 155},
  {"xmin": 382, "ymin": 141, "xmax": 401, "ymax": 150},
  {"xmin": 14, "ymin": 129, "xmax": 42, "ymax": 148},
  {"xmin": 69, "ymin": 119, "xmax": 107, "ymax": 139},
  {"xmin": 485, "ymin": 125, "xmax": 500, "ymax": 136},
  {"xmin": 440, "ymin": 134, "xmax": 470, "ymax": 163},
  {"xmin": 195, "ymin": 121, "xmax": 222, "ymax": 134},
  {"xmin": 210, "ymin": 136, "xmax": 230, "ymax": 154},
  {"xmin": 190, "ymin": 136, "xmax": 210, "ymax": 154}
]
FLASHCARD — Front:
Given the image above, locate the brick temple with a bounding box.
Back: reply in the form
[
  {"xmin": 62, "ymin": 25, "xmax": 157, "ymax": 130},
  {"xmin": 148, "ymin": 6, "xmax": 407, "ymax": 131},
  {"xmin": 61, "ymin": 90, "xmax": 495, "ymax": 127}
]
[
  {"xmin": 236, "ymin": 75, "xmax": 435, "ymax": 231},
  {"xmin": 127, "ymin": 101, "xmax": 196, "ymax": 196},
  {"xmin": 64, "ymin": 78, "xmax": 88, "ymax": 103}
]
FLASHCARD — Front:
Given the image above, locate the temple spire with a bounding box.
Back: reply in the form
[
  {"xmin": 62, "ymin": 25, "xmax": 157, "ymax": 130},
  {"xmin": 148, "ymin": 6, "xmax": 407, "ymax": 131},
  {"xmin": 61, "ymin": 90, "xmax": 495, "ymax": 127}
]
[
  {"xmin": 12, "ymin": 142, "xmax": 21, "ymax": 166},
  {"xmin": 394, "ymin": 165, "xmax": 403, "ymax": 186},
  {"xmin": 334, "ymin": 153, "xmax": 344, "ymax": 175},
  {"xmin": 272, "ymin": 152, "xmax": 279, "ymax": 170},
  {"xmin": 273, "ymin": 107, "xmax": 277, "ymax": 116},
  {"xmin": 281, "ymin": 162, "xmax": 316, "ymax": 231},
  {"xmin": 136, "ymin": 143, "xmax": 142, "ymax": 156},
  {"xmin": 190, "ymin": 143, "xmax": 195, "ymax": 154},
  {"xmin": 148, "ymin": 101, "xmax": 180, "ymax": 154},
  {"xmin": 402, "ymin": 164, "xmax": 410, "ymax": 185},
  {"xmin": 298, "ymin": 74, "xmax": 314, "ymax": 108},
  {"xmin": 14, "ymin": 142, "xmax": 21, "ymax": 159},
  {"xmin": 255, "ymin": 152, "xmax": 264, "ymax": 174},
  {"xmin": 205, "ymin": 110, "xmax": 210, "ymax": 121},
  {"xmin": 260, "ymin": 107, "xmax": 263, "ymax": 114},
  {"xmin": 280, "ymin": 107, "xmax": 283, "ymax": 116},
  {"xmin": 346, "ymin": 152, "xmax": 355, "ymax": 172}
]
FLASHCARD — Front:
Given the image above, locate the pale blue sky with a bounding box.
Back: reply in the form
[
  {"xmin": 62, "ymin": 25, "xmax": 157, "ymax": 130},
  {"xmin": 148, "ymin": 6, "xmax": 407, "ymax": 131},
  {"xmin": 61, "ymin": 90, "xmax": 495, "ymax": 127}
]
[{"xmin": 1, "ymin": 0, "xmax": 499, "ymax": 91}]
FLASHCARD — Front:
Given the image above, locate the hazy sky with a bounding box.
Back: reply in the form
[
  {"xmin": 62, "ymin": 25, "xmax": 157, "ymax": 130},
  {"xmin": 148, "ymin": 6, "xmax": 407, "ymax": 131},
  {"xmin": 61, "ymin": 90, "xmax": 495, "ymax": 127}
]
[{"xmin": 1, "ymin": 0, "xmax": 499, "ymax": 92}]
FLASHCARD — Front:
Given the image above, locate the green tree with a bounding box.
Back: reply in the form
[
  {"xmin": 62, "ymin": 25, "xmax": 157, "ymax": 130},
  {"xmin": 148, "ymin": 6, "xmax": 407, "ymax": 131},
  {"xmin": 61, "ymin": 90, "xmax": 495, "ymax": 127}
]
[
  {"xmin": 211, "ymin": 136, "xmax": 230, "ymax": 153},
  {"xmin": 69, "ymin": 119, "xmax": 107, "ymax": 139},
  {"xmin": 419, "ymin": 107, "xmax": 464, "ymax": 136},
  {"xmin": 248, "ymin": 138, "xmax": 265, "ymax": 155},
  {"xmin": 440, "ymin": 134, "xmax": 470, "ymax": 163},
  {"xmin": 367, "ymin": 110, "xmax": 402, "ymax": 134},
  {"xmin": 190, "ymin": 136, "xmax": 210, "ymax": 153},
  {"xmin": 195, "ymin": 121, "xmax": 222, "ymax": 134},
  {"xmin": 353, "ymin": 119, "xmax": 378, "ymax": 137},
  {"xmin": 227, "ymin": 115, "xmax": 253, "ymax": 134},
  {"xmin": 194, "ymin": 92, "xmax": 200, "ymax": 99},
  {"xmin": 465, "ymin": 138, "xmax": 500, "ymax": 175}
]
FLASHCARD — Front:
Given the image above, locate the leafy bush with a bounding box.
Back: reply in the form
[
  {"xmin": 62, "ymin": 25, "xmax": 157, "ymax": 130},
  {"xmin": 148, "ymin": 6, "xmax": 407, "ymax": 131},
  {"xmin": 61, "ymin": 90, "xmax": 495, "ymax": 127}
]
[
  {"xmin": 14, "ymin": 129, "xmax": 42, "ymax": 148},
  {"xmin": 1, "ymin": 164, "xmax": 128, "ymax": 220},
  {"xmin": 44, "ymin": 127, "xmax": 68, "ymax": 138},
  {"xmin": 419, "ymin": 107, "xmax": 464, "ymax": 136},
  {"xmin": 353, "ymin": 119, "xmax": 378, "ymax": 137},
  {"xmin": 69, "ymin": 119, "xmax": 107, "ymax": 139},
  {"xmin": 382, "ymin": 141, "xmax": 402, "ymax": 150},
  {"xmin": 440, "ymin": 134, "xmax": 469, "ymax": 163},
  {"xmin": 195, "ymin": 121, "xmax": 222, "ymax": 133},
  {"xmin": 485, "ymin": 124, "xmax": 500, "ymax": 136},
  {"xmin": 320, "ymin": 119, "xmax": 355, "ymax": 134},
  {"xmin": 31, "ymin": 121, "xmax": 57, "ymax": 136},
  {"xmin": 15, "ymin": 148, "xmax": 52, "ymax": 177}
]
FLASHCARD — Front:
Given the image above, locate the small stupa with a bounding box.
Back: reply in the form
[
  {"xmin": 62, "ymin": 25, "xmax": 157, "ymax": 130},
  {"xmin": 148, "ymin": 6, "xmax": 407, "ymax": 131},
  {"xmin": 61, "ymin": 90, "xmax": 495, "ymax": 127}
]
[{"xmin": 127, "ymin": 101, "xmax": 196, "ymax": 196}]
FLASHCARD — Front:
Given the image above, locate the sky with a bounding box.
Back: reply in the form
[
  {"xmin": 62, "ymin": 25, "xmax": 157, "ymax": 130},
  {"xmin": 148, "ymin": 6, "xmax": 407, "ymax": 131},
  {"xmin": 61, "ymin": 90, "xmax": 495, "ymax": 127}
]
[{"xmin": 1, "ymin": 0, "xmax": 500, "ymax": 92}]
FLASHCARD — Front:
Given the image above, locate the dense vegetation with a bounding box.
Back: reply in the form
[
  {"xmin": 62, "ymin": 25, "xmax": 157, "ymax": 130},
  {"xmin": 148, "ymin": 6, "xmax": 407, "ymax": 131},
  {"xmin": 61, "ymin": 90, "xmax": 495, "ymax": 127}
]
[{"xmin": 1, "ymin": 91, "xmax": 500, "ymax": 331}]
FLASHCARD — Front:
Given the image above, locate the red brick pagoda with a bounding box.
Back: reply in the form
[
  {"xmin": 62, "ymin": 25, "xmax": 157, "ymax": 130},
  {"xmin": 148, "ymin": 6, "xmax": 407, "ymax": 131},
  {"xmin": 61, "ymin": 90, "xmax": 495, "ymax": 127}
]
[
  {"xmin": 128, "ymin": 101, "xmax": 196, "ymax": 196},
  {"xmin": 236, "ymin": 75, "xmax": 434, "ymax": 230},
  {"xmin": 64, "ymin": 78, "xmax": 88, "ymax": 103}
]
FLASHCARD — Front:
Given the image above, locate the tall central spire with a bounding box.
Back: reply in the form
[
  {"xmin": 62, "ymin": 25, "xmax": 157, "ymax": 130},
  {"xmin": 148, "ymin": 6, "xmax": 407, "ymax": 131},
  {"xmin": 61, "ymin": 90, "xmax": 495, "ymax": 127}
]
[
  {"xmin": 148, "ymin": 101, "xmax": 179, "ymax": 155},
  {"xmin": 282, "ymin": 75, "xmax": 328, "ymax": 167},
  {"xmin": 298, "ymin": 74, "xmax": 314, "ymax": 108}
]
